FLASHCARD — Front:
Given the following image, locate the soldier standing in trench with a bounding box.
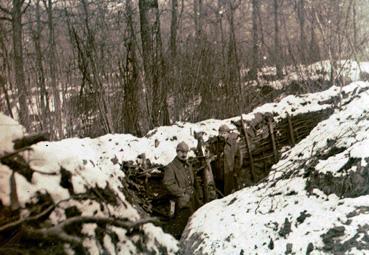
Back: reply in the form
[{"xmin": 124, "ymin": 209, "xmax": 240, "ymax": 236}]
[
  {"xmin": 214, "ymin": 124, "xmax": 243, "ymax": 196},
  {"xmin": 163, "ymin": 141, "xmax": 200, "ymax": 239}
]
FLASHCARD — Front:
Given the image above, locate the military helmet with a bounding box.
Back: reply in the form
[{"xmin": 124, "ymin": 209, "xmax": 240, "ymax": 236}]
[
  {"xmin": 218, "ymin": 124, "xmax": 231, "ymax": 133},
  {"xmin": 176, "ymin": 141, "xmax": 189, "ymax": 152}
]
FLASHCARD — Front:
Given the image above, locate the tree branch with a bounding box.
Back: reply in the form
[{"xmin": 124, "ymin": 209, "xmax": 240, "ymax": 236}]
[
  {"xmin": 57, "ymin": 216, "xmax": 158, "ymax": 230},
  {"xmin": 0, "ymin": 4, "xmax": 11, "ymax": 15},
  {"xmin": 0, "ymin": 16, "xmax": 12, "ymax": 22},
  {"xmin": 0, "ymin": 204, "xmax": 55, "ymax": 233},
  {"xmin": 0, "ymin": 147, "xmax": 32, "ymax": 161},
  {"xmin": 21, "ymin": 0, "xmax": 31, "ymax": 14},
  {"xmin": 22, "ymin": 216, "xmax": 158, "ymax": 245}
]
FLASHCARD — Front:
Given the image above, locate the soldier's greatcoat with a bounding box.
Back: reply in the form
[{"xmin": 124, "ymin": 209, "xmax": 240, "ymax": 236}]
[
  {"xmin": 163, "ymin": 156, "xmax": 200, "ymax": 239},
  {"xmin": 163, "ymin": 156, "xmax": 198, "ymax": 211}
]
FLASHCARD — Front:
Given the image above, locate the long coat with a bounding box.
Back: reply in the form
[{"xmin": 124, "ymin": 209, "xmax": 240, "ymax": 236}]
[{"xmin": 163, "ymin": 157, "xmax": 199, "ymax": 211}]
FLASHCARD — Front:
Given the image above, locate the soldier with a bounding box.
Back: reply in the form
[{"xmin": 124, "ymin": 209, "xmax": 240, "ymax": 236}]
[
  {"xmin": 163, "ymin": 141, "xmax": 200, "ymax": 239},
  {"xmin": 215, "ymin": 124, "xmax": 243, "ymax": 196}
]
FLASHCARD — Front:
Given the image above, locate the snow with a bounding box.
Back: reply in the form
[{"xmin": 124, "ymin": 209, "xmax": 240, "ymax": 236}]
[
  {"xmin": 2, "ymin": 80, "xmax": 369, "ymax": 253},
  {"xmin": 0, "ymin": 116, "xmax": 179, "ymax": 254},
  {"xmin": 183, "ymin": 81, "xmax": 369, "ymax": 254},
  {"xmin": 253, "ymin": 60, "xmax": 369, "ymax": 90},
  {"xmin": 0, "ymin": 114, "xmax": 25, "ymax": 155}
]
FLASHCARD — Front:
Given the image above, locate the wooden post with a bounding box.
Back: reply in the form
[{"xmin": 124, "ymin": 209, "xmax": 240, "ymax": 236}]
[
  {"xmin": 287, "ymin": 113, "xmax": 296, "ymax": 146},
  {"xmin": 194, "ymin": 132, "xmax": 216, "ymax": 202},
  {"xmin": 268, "ymin": 118, "xmax": 278, "ymax": 162},
  {"xmin": 240, "ymin": 115, "xmax": 256, "ymax": 182}
]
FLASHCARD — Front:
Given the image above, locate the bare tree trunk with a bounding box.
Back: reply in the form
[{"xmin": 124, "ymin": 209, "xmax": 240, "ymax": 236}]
[
  {"xmin": 193, "ymin": 0, "xmax": 198, "ymax": 37},
  {"xmin": 249, "ymin": 0, "xmax": 259, "ymax": 80},
  {"xmin": 227, "ymin": 1, "xmax": 241, "ymax": 114},
  {"xmin": 154, "ymin": 4, "xmax": 170, "ymax": 126},
  {"xmin": 352, "ymin": 0, "xmax": 358, "ymax": 52},
  {"xmin": 32, "ymin": 0, "xmax": 49, "ymax": 131},
  {"xmin": 44, "ymin": 0, "xmax": 64, "ymax": 139},
  {"xmin": 274, "ymin": 0, "xmax": 283, "ymax": 78},
  {"xmin": 309, "ymin": 18, "xmax": 320, "ymax": 63},
  {"xmin": 170, "ymin": 0, "xmax": 178, "ymax": 58},
  {"xmin": 0, "ymin": 23, "xmax": 14, "ymax": 118},
  {"xmin": 217, "ymin": 0, "xmax": 226, "ymax": 83},
  {"xmin": 297, "ymin": 0, "xmax": 306, "ymax": 63},
  {"xmin": 12, "ymin": 0, "xmax": 29, "ymax": 130},
  {"xmin": 0, "ymin": 75, "xmax": 13, "ymax": 118},
  {"xmin": 80, "ymin": 0, "xmax": 114, "ymax": 133},
  {"xmin": 169, "ymin": 0, "xmax": 179, "ymax": 121},
  {"xmin": 138, "ymin": 0, "xmax": 168, "ymax": 127},
  {"xmin": 139, "ymin": 0, "xmax": 153, "ymax": 126},
  {"xmin": 122, "ymin": 0, "xmax": 149, "ymax": 136}
]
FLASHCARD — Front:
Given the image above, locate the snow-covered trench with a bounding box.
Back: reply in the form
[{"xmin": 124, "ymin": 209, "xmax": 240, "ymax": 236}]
[
  {"xmin": 181, "ymin": 82, "xmax": 369, "ymax": 254},
  {"xmin": 1, "ymin": 81, "xmax": 369, "ymax": 254}
]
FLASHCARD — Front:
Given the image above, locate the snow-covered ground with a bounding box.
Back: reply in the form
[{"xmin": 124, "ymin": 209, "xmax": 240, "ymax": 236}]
[
  {"xmin": 1, "ymin": 81, "xmax": 369, "ymax": 254},
  {"xmin": 182, "ymin": 81, "xmax": 369, "ymax": 254},
  {"xmin": 253, "ymin": 60, "xmax": 369, "ymax": 90}
]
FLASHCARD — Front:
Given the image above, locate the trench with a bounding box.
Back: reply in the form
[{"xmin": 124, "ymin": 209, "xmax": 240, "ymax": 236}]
[{"xmin": 122, "ymin": 107, "xmax": 334, "ymax": 239}]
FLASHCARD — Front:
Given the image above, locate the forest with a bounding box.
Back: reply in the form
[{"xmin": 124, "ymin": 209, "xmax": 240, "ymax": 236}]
[
  {"xmin": 3, "ymin": 1, "xmax": 369, "ymax": 254},
  {"xmin": 1, "ymin": 0, "xmax": 368, "ymax": 139}
]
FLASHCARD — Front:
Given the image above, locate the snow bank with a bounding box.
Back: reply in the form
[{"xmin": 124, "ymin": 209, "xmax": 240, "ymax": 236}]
[
  {"xmin": 182, "ymin": 81, "xmax": 369, "ymax": 254},
  {"xmin": 0, "ymin": 115, "xmax": 178, "ymax": 254}
]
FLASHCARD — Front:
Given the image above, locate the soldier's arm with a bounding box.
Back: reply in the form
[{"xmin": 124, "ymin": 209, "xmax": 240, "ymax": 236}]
[{"xmin": 163, "ymin": 166, "xmax": 184, "ymax": 197}]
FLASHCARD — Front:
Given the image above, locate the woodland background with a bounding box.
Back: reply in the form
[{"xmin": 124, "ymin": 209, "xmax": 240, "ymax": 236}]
[{"xmin": 0, "ymin": 0, "xmax": 368, "ymax": 139}]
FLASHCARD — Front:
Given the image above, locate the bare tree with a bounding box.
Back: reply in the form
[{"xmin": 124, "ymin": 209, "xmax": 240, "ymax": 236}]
[
  {"xmin": 30, "ymin": 0, "xmax": 50, "ymax": 132},
  {"xmin": 274, "ymin": 0, "xmax": 283, "ymax": 78},
  {"xmin": 0, "ymin": 22, "xmax": 14, "ymax": 118},
  {"xmin": 43, "ymin": 0, "xmax": 64, "ymax": 139},
  {"xmin": 297, "ymin": 0, "xmax": 306, "ymax": 63},
  {"xmin": 139, "ymin": 0, "xmax": 169, "ymax": 127},
  {"xmin": 249, "ymin": 0, "xmax": 260, "ymax": 80},
  {"xmin": 121, "ymin": 0, "xmax": 149, "ymax": 136},
  {"xmin": 6, "ymin": 0, "xmax": 30, "ymax": 130},
  {"xmin": 170, "ymin": 0, "xmax": 178, "ymax": 58},
  {"xmin": 66, "ymin": 0, "xmax": 115, "ymax": 134}
]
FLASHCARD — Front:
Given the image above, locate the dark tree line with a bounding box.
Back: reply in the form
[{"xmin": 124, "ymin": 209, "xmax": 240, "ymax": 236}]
[{"xmin": 0, "ymin": 0, "xmax": 368, "ymax": 138}]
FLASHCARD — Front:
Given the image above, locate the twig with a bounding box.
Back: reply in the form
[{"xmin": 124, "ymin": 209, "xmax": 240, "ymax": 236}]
[
  {"xmin": 0, "ymin": 147, "xmax": 32, "ymax": 161},
  {"xmin": 0, "ymin": 204, "xmax": 55, "ymax": 233}
]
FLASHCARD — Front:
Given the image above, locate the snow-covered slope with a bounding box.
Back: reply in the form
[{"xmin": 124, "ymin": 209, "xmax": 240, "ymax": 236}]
[
  {"xmin": 1, "ymin": 81, "xmax": 369, "ymax": 254},
  {"xmin": 0, "ymin": 115, "xmax": 179, "ymax": 254},
  {"xmin": 181, "ymin": 82, "xmax": 369, "ymax": 254}
]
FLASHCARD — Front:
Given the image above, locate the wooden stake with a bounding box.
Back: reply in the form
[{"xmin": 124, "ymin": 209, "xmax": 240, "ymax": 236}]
[
  {"xmin": 268, "ymin": 118, "xmax": 278, "ymax": 162},
  {"xmin": 287, "ymin": 113, "xmax": 295, "ymax": 146},
  {"xmin": 240, "ymin": 115, "xmax": 256, "ymax": 181}
]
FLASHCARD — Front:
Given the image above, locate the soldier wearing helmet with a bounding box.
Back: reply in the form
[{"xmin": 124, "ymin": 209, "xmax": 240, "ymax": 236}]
[
  {"xmin": 214, "ymin": 124, "xmax": 243, "ymax": 196},
  {"xmin": 163, "ymin": 141, "xmax": 200, "ymax": 239}
]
